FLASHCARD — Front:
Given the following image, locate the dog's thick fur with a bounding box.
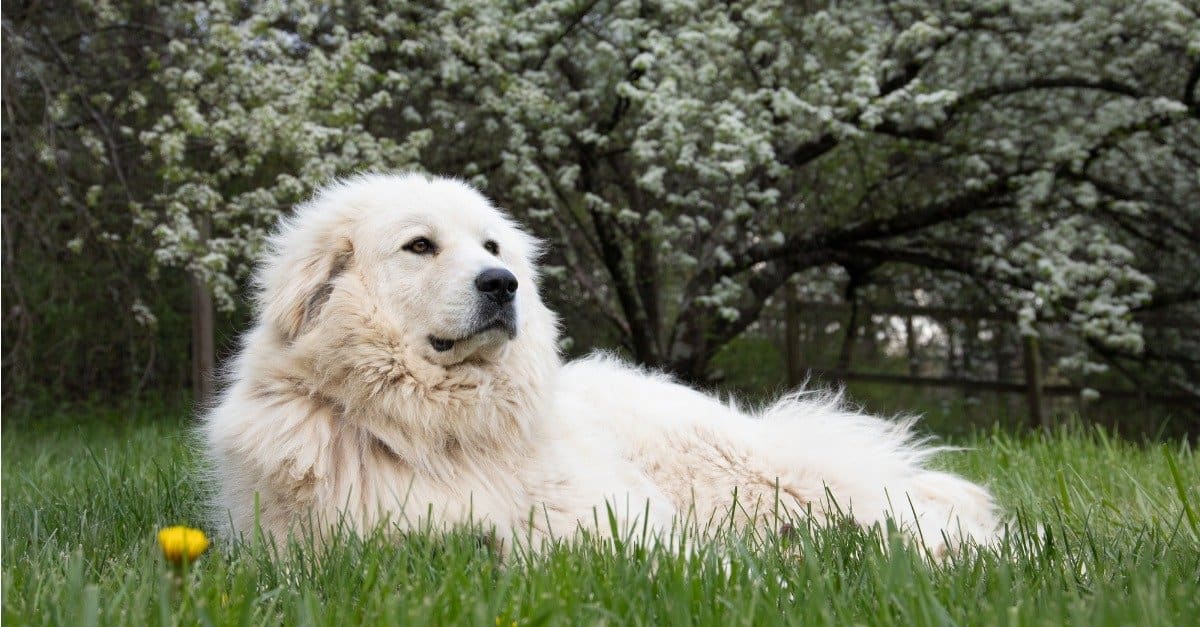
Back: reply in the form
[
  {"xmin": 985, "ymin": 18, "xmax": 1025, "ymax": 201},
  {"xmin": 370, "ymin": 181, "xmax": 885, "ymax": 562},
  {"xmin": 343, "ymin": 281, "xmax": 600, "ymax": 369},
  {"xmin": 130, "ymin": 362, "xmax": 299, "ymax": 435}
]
[{"xmin": 203, "ymin": 173, "xmax": 1001, "ymax": 555}]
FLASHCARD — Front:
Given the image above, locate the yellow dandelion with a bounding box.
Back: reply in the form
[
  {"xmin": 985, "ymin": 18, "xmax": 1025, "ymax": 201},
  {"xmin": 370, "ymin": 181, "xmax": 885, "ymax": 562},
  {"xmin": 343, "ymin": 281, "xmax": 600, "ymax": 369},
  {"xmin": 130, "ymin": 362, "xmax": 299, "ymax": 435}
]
[{"xmin": 157, "ymin": 526, "xmax": 209, "ymax": 563}]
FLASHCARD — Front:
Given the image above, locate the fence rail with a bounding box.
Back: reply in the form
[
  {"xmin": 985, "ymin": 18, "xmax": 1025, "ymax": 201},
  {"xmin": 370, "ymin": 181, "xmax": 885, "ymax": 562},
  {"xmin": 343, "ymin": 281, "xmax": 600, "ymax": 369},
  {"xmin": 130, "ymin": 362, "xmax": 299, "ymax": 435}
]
[
  {"xmin": 781, "ymin": 296, "xmax": 1199, "ymax": 426},
  {"xmin": 797, "ymin": 366, "xmax": 1198, "ymax": 406}
]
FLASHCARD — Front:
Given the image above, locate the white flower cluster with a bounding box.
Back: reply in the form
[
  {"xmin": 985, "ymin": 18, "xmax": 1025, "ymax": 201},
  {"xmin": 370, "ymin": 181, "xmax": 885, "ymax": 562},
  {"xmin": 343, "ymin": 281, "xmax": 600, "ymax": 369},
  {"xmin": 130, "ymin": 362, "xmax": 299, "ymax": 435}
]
[
  {"xmin": 138, "ymin": 1, "xmax": 431, "ymax": 309},
  {"xmin": 980, "ymin": 203, "xmax": 1156, "ymax": 375}
]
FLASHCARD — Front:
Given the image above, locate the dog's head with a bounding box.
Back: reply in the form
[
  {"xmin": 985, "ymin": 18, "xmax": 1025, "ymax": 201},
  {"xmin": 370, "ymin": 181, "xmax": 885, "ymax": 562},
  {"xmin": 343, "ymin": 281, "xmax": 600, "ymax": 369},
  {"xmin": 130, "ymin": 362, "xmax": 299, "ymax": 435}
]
[{"xmin": 254, "ymin": 173, "xmax": 556, "ymax": 378}]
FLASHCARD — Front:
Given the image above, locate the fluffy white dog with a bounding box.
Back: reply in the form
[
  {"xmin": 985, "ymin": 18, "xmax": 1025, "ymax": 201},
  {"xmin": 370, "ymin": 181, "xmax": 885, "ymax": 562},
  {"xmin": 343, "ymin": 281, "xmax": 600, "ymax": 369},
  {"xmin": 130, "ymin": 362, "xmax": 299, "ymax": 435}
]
[{"xmin": 203, "ymin": 173, "xmax": 1001, "ymax": 556}]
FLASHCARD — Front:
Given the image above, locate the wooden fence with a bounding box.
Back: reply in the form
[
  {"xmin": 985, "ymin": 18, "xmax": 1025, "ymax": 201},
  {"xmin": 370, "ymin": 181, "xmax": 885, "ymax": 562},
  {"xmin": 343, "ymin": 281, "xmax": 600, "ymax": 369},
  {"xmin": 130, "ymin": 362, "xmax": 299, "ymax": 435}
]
[{"xmin": 779, "ymin": 297, "xmax": 1198, "ymax": 428}]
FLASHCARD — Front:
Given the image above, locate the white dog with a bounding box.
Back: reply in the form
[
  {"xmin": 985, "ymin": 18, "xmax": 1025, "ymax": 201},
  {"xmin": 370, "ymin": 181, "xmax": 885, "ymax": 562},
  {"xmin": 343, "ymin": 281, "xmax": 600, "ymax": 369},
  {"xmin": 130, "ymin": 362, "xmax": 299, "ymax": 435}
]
[{"xmin": 202, "ymin": 173, "xmax": 1001, "ymax": 556}]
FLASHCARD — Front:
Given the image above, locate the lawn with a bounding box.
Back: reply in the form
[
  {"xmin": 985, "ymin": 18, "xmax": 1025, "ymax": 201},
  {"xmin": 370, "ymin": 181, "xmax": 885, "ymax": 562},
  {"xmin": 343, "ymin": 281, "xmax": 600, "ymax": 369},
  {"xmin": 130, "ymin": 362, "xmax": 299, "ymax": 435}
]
[{"xmin": 2, "ymin": 402, "xmax": 1198, "ymax": 626}]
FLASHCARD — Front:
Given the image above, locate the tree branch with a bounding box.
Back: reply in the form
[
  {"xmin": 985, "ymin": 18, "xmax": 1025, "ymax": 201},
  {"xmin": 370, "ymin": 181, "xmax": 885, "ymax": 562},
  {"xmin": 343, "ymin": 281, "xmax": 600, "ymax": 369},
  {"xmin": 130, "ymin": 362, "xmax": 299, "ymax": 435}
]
[
  {"xmin": 738, "ymin": 175, "xmax": 1019, "ymax": 272},
  {"xmin": 1183, "ymin": 59, "xmax": 1200, "ymax": 112}
]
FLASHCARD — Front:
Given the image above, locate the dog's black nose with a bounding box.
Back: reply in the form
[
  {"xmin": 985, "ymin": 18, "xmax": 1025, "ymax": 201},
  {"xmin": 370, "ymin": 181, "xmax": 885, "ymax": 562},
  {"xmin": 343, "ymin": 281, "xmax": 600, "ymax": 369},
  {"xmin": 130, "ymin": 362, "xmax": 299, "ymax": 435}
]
[{"xmin": 475, "ymin": 268, "xmax": 518, "ymax": 303}]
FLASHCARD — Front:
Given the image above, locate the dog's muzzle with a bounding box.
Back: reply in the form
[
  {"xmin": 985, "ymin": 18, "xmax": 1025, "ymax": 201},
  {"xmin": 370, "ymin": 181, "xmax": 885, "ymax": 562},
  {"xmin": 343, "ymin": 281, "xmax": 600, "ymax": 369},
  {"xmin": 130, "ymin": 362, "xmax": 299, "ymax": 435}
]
[{"xmin": 428, "ymin": 268, "xmax": 519, "ymax": 352}]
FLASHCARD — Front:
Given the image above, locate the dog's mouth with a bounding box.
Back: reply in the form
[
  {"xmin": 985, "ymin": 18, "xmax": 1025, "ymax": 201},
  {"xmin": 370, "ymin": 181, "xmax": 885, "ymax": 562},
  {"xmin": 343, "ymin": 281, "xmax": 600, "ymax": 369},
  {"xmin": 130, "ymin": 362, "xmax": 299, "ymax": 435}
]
[
  {"xmin": 428, "ymin": 318, "xmax": 517, "ymax": 353},
  {"xmin": 429, "ymin": 336, "xmax": 456, "ymax": 352}
]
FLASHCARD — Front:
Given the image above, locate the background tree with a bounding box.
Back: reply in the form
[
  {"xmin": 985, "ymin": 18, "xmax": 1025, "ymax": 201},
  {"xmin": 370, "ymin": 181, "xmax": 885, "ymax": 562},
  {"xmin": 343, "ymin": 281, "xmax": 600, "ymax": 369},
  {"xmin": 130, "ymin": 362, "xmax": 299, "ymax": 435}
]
[
  {"xmin": 2, "ymin": 0, "xmax": 181, "ymax": 399},
  {"xmin": 4, "ymin": 0, "xmax": 1197, "ymax": 417}
]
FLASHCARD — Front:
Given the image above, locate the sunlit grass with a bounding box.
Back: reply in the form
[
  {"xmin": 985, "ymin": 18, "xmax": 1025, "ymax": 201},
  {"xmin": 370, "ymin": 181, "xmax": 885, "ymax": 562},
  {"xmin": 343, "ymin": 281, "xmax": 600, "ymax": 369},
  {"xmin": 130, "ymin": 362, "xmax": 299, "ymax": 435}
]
[{"xmin": 2, "ymin": 404, "xmax": 1197, "ymax": 625}]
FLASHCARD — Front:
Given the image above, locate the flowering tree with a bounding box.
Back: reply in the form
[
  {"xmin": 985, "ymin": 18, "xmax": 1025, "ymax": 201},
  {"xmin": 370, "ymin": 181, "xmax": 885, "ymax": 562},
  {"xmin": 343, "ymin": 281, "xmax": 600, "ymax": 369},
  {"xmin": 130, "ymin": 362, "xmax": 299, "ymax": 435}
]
[
  {"xmin": 429, "ymin": 0, "xmax": 1199, "ymax": 386},
  {"xmin": 5, "ymin": 0, "xmax": 1198, "ymax": 398}
]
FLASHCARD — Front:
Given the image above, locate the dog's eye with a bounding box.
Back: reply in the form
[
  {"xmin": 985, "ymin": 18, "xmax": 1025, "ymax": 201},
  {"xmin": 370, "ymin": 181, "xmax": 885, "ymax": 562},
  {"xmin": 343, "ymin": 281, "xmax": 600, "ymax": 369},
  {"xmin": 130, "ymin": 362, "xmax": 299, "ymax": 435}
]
[
  {"xmin": 484, "ymin": 240, "xmax": 499, "ymax": 256},
  {"xmin": 403, "ymin": 237, "xmax": 436, "ymax": 255}
]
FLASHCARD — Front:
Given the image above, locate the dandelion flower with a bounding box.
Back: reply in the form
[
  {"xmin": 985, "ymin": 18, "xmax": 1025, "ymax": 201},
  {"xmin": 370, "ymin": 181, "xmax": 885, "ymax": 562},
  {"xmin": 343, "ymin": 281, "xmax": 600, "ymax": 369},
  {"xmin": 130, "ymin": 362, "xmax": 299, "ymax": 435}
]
[{"xmin": 158, "ymin": 526, "xmax": 209, "ymax": 563}]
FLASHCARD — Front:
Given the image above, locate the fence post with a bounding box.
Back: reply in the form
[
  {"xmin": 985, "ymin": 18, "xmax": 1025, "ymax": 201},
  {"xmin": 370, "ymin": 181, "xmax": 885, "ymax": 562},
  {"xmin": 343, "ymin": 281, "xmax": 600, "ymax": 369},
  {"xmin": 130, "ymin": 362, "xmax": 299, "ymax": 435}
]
[{"xmin": 1022, "ymin": 334, "xmax": 1046, "ymax": 430}]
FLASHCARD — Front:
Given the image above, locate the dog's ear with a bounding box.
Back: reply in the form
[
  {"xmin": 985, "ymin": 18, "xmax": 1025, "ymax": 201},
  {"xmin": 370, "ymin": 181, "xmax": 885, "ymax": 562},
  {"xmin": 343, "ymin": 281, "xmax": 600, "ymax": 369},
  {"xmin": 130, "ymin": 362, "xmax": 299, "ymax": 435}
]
[{"xmin": 257, "ymin": 231, "xmax": 354, "ymax": 343}]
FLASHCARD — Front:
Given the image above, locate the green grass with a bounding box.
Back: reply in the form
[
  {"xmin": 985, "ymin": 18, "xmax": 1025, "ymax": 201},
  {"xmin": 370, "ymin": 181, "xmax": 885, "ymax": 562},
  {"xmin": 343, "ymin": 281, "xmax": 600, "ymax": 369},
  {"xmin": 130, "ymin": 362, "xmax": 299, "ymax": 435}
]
[{"xmin": 3, "ymin": 403, "xmax": 1198, "ymax": 626}]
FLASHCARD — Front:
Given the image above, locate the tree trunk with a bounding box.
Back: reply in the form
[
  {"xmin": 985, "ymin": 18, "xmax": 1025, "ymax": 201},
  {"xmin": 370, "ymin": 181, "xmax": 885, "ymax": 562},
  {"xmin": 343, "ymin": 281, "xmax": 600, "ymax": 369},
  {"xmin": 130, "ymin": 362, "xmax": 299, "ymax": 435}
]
[
  {"xmin": 963, "ymin": 317, "xmax": 978, "ymax": 375},
  {"xmin": 784, "ymin": 279, "xmax": 801, "ymax": 387},
  {"xmin": 191, "ymin": 214, "xmax": 215, "ymax": 406},
  {"xmin": 905, "ymin": 315, "xmax": 919, "ymax": 376},
  {"xmin": 995, "ymin": 322, "xmax": 1014, "ymax": 419},
  {"xmin": 836, "ymin": 281, "xmax": 859, "ymax": 374}
]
